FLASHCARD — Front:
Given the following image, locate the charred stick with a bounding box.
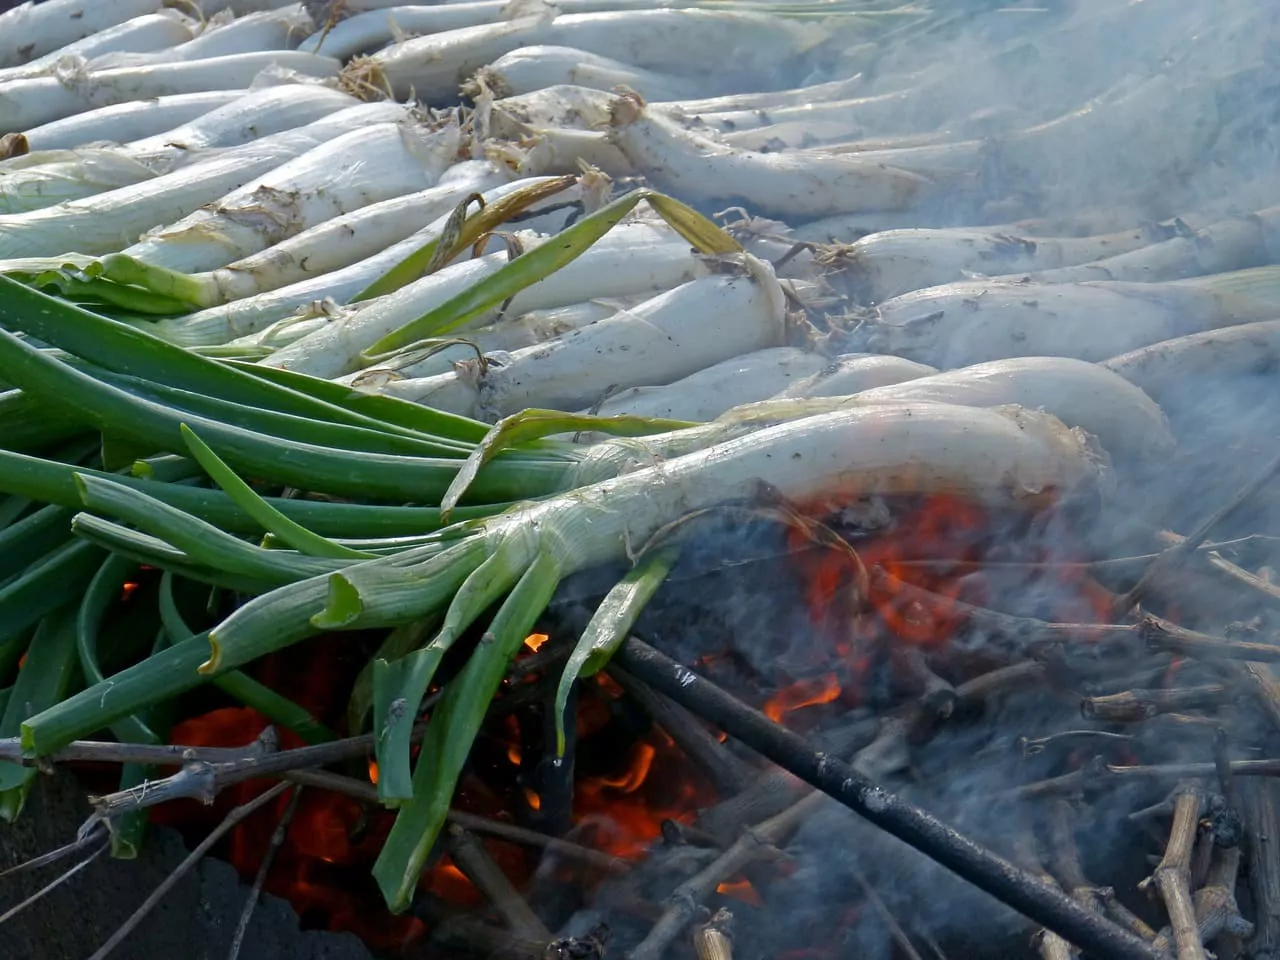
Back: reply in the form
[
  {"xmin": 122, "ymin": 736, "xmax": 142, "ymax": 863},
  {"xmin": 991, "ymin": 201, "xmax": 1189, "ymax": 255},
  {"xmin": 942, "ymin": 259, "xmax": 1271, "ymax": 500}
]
[
  {"xmin": 447, "ymin": 825, "xmax": 550, "ymax": 939},
  {"xmin": 611, "ymin": 666, "xmax": 755, "ymax": 796},
  {"xmin": 283, "ymin": 768, "xmax": 628, "ymax": 873},
  {"xmin": 1210, "ymin": 729, "xmax": 1244, "ymax": 850},
  {"xmin": 1112, "ymin": 448, "xmax": 1280, "ymax": 618},
  {"xmin": 1046, "ymin": 800, "xmax": 1105, "ymax": 912},
  {"xmin": 227, "ymin": 785, "xmax": 302, "ymax": 960},
  {"xmin": 1141, "ymin": 782, "xmax": 1206, "ymax": 960},
  {"xmin": 85, "ymin": 782, "xmax": 291, "ymax": 960},
  {"xmin": 517, "ymin": 681, "xmax": 576, "ymax": 838},
  {"xmin": 615, "ymin": 637, "xmax": 1163, "ymax": 960},
  {"xmin": 1081, "ymin": 685, "xmax": 1232, "ymax": 723},
  {"xmin": 693, "ymin": 908, "xmax": 734, "ymax": 960},
  {"xmin": 1240, "ymin": 778, "xmax": 1280, "ymax": 956}
]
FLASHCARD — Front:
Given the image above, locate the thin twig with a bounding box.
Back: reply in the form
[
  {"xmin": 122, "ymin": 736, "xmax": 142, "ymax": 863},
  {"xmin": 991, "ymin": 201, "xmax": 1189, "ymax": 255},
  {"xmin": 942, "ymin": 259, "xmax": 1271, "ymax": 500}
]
[
  {"xmin": 227, "ymin": 786, "xmax": 302, "ymax": 960},
  {"xmin": 851, "ymin": 863, "xmax": 926, "ymax": 960},
  {"xmin": 0, "ymin": 839, "xmax": 108, "ymax": 926},
  {"xmin": 1113, "ymin": 449, "xmax": 1280, "ymax": 618},
  {"xmin": 86, "ymin": 782, "xmax": 291, "ymax": 960},
  {"xmin": 0, "ymin": 820, "xmax": 107, "ymax": 879}
]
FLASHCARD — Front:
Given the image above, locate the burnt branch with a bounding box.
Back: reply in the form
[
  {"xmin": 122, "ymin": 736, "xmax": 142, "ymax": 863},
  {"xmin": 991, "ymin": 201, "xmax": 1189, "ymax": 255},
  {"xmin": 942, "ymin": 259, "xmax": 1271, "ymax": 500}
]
[{"xmin": 615, "ymin": 636, "xmax": 1163, "ymax": 960}]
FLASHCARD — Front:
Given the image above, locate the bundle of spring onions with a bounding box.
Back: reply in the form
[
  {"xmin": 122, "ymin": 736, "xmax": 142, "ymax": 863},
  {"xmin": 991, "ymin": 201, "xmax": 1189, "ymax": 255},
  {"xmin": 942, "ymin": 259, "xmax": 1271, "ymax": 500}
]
[{"xmin": 0, "ymin": 0, "xmax": 1277, "ymax": 923}]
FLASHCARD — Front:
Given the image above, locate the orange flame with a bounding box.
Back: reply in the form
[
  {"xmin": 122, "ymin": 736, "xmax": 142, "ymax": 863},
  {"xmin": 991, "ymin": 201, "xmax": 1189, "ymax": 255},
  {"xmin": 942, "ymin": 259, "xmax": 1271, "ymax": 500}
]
[
  {"xmin": 717, "ymin": 879, "xmax": 765, "ymax": 907},
  {"xmin": 764, "ymin": 673, "xmax": 842, "ymax": 723},
  {"xmin": 523, "ymin": 632, "xmax": 549, "ymax": 652}
]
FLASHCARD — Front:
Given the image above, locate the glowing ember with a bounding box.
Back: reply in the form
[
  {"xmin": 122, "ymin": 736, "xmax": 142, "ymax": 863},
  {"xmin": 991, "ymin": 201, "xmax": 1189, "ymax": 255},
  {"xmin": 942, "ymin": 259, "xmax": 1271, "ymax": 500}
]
[
  {"xmin": 425, "ymin": 860, "xmax": 481, "ymax": 908},
  {"xmin": 523, "ymin": 631, "xmax": 549, "ymax": 652},
  {"xmin": 367, "ymin": 759, "xmax": 379, "ymax": 785},
  {"xmin": 524, "ymin": 787, "xmax": 543, "ymax": 811},
  {"xmin": 764, "ymin": 672, "xmax": 842, "ymax": 723},
  {"xmin": 120, "ymin": 581, "xmax": 140, "ymax": 601}
]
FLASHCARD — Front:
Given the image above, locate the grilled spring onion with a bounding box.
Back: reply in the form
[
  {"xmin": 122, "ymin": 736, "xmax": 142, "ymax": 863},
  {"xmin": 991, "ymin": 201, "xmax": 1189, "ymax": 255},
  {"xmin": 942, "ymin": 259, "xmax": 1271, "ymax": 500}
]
[
  {"xmin": 1013, "ymin": 210, "xmax": 1280, "ymax": 285},
  {"xmin": 361, "ymin": 8, "xmax": 831, "ymax": 104},
  {"xmin": 755, "ymin": 356, "xmax": 1174, "ymax": 463},
  {"xmin": 20, "ymin": 90, "xmax": 246, "ymax": 151},
  {"xmin": 373, "ymin": 254, "xmax": 787, "ymax": 419},
  {"xmin": 860, "ymin": 269, "xmax": 1280, "ymax": 369},
  {"xmin": 345, "ymin": 296, "xmax": 645, "ymax": 383},
  {"xmin": 1101, "ymin": 320, "xmax": 1280, "ymax": 408},
  {"xmin": 146, "ymin": 175, "xmax": 584, "ymax": 344},
  {"xmin": 771, "ymin": 354, "xmax": 937, "ymax": 400},
  {"xmin": 606, "ymin": 91, "xmax": 933, "ymax": 218},
  {"xmin": 263, "ymin": 221, "xmax": 712, "ymax": 380},
  {"xmin": 472, "ymin": 45, "xmax": 709, "ymax": 101},
  {"xmin": 0, "ymin": 11, "xmax": 196, "ymax": 82},
  {"xmin": 152, "ymin": 161, "xmax": 508, "ymax": 309},
  {"xmin": 0, "ymin": 0, "xmax": 166, "ymax": 68},
  {"xmin": 118, "ymin": 119, "xmax": 463, "ymax": 274},
  {"xmin": 831, "ymin": 225, "xmax": 1162, "ymax": 302},
  {"xmin": 587, "ymin": 347, "xmax": 829, "ymax": 423},
  {"xmin": 0, "ymin": 101, "xmax": 408, "ymax": 258},
  {"xmin": 18, "ymin": 401, "xmax": 1106, "ymax": 915},
  {"xmin": 0, "ymin": 85, "xmax": 361, "ymax": 212},
  {"xmin": 0, "ymin": 49, "xmax": 343, "ymax": 133}
]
